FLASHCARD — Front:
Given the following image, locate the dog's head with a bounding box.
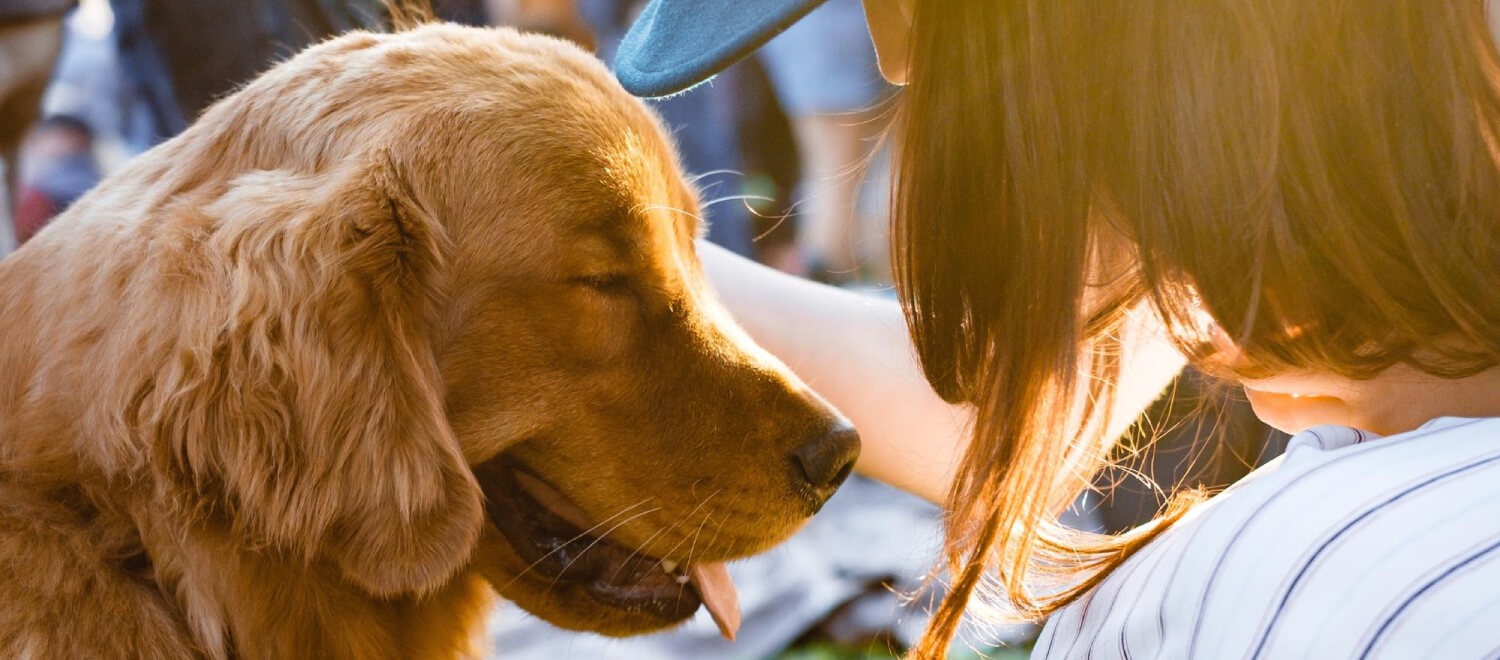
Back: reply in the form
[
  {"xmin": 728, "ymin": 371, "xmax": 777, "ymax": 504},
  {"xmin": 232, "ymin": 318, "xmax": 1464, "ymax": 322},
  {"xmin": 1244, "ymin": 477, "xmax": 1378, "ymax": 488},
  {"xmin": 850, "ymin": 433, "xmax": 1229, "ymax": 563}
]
[
  {"xmin": 400, "ymin": 27, "xmax": 861, "ymax": 636},
  {"xmin": 122, "ymin": 24, "xmax": 857, "ymax": 637}
]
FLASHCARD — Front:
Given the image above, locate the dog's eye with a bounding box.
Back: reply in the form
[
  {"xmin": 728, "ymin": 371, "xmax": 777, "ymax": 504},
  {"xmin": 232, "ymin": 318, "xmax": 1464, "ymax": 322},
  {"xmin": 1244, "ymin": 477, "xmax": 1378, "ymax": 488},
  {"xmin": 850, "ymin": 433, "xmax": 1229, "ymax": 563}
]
[{"xmin": 574, "ymin": 273, "xmax": 630, "ymax": 291}]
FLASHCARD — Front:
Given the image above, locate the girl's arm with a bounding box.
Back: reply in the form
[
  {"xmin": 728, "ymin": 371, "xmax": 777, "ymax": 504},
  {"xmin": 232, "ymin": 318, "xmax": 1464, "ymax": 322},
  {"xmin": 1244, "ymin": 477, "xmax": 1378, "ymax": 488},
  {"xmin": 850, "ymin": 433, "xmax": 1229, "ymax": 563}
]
[
  {"xmin": 698, "ymin": 241, "xmax": 1186, "ymax": 504},
  {"xmin": 699, "ymin": 241, "xmax": 969, "ymax": 502}
]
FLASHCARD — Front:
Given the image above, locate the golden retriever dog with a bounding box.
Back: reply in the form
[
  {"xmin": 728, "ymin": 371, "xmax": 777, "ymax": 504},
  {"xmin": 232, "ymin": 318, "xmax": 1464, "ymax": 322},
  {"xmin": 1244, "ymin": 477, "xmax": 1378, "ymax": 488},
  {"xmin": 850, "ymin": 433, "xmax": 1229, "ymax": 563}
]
[{"xmin": 0, "ymin": 21, "xmax": 859, "ymax": 659}]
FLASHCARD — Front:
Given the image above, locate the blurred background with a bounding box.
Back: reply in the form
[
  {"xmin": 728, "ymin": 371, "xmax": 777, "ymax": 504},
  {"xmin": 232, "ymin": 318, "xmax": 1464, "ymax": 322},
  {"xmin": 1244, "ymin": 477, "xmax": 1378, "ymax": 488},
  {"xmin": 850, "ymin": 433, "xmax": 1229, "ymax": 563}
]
[
  {"xmin": 0, "ymin": 0, "xmax": 900, "ymax": 290},
  {"xmin": 0, "ymin": 1, "xmax": 1286, "ymax": 657}
]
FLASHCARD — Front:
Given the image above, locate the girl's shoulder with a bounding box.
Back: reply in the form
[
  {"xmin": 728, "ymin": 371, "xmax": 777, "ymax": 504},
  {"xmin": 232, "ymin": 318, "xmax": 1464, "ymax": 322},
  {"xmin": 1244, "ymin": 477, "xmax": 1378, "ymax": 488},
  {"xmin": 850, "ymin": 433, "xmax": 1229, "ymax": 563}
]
[{"xmin": 1034, "ymin": 417, "xmax": 1500, "ymax": 660}]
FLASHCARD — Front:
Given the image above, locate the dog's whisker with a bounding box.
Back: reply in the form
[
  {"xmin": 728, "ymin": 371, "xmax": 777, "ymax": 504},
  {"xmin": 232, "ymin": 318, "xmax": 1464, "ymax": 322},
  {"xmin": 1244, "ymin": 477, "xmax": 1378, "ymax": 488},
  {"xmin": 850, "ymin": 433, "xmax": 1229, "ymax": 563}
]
[
  {"xmin": 750, "ymin": 197, "xmax": 813, "ymax": 240},
  {"xmin": 688, "ymin": 490, "xmax": 747, "ymax": 585},
  {"xmin": 661, "ymin": 490, "xmax": 731, "ymax": 606},
  {"xmin": 608, "ymin": 490, "xmax": 717, "ymax": 573},
  {"xmin": 701, "ymin": 489, "xmax": 747, "ymax": 554},
  {"xmin": 608, "ymin": 522, "xmax": 676, "ymax": 582},
  {"xmin": 606, "ymin": 488, "xmax": 722, "ymax": 584},
  {"xmin": 658, "ymin": 486, "xmax": 729, "ymax": 580},
  {"xmin": 636, "ymin": 203, "xmax": 705, "ymax": 224},
  {"xmin": 678, "ymin": 507, "xmax": 719, "ymax": 604},
  {"xmin": 684, "ymin": 168, "xmax": 744, "ymax": 185},
  {"xmin": 647, "ymin": 487, "xmax": 727, "ymax": 565},
  {"xmin": 501, "ymin": 498, "xmax": 655, "ymax": 590},
  {"xmin": 692, "ymin": 499, "xmax": 720, "ymax": 552},
  {"xmin": 544, "ymin": 504, "xmax": 665, "ymax": 592},
  {"xmin": 701, "ymin": 193, "xmax": 772, "ymax": 210}
]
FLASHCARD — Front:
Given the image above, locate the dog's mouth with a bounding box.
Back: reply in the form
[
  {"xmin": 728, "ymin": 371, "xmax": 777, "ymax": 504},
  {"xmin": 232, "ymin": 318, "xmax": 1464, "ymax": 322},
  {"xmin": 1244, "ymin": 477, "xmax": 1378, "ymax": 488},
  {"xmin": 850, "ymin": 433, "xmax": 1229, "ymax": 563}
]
[{"xmin": 480, "ymin": 462, "xmax": 741, "ymax": 639}]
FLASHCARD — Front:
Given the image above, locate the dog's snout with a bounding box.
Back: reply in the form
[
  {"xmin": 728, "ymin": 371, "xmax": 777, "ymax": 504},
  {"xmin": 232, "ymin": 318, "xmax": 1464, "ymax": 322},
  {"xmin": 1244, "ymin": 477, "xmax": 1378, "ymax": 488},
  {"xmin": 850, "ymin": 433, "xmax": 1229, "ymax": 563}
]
[{"xmin": 792, "ymin": 423, "xmax": 860, "ymax": 495}]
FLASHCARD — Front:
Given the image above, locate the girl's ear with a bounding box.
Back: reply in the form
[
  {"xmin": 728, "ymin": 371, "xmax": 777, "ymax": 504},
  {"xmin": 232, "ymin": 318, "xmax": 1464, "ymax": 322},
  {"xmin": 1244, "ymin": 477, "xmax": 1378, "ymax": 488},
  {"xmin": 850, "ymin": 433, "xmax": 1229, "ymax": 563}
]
[
  {"xmin": 1489, "ymin": 0, "xmax": 1500, "ymax": 51},
  {"xmin": 863, "ymin": 0, "xmax": 914, "ymax": 85},
  {"xmin": 144, "ymin": 153, "xmax": 482, "ymax": 597}
]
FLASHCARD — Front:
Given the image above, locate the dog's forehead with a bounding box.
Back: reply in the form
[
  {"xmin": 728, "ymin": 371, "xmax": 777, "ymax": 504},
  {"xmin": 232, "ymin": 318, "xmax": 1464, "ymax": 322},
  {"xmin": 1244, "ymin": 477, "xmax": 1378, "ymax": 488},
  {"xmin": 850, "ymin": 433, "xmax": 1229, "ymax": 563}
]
[
  {"xmin": 581, "ymin": 127, "xmax": 703, "ymax": 288},
  {"xmin": 522, "ymin": 123, "xmax": 696, "ymax": 297},
  {"xmin": 301, "ymin": 25, "xmax": 703, "ymax": 274},
  {"xmin": 593, "ymin": 129, "xmax": 701, "ymax": 237}
]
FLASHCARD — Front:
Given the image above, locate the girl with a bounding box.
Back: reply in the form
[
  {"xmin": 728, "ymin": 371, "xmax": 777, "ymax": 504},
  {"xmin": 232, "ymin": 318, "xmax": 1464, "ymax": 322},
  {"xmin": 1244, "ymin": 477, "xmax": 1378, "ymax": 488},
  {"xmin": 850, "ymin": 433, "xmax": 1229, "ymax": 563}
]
[{"xmin": 617, "ymin": 1, "xmax": 1500, "ymax": 658}]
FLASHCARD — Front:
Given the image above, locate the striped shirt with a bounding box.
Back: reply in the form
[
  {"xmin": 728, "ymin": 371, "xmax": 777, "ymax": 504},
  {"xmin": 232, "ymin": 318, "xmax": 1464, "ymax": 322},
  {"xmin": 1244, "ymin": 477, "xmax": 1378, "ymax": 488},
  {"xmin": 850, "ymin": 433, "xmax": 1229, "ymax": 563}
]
[{"xmin": 1033, "ymin": 416, "xmax": 1500, "ymax": 660}]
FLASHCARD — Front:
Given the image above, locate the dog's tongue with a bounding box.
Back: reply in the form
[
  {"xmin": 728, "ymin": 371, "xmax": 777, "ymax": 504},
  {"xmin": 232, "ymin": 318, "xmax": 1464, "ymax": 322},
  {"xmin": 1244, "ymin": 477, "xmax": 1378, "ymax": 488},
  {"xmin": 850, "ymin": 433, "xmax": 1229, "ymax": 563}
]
[{"xmin": 689, "ymin": 562, "xmax": 740, "ymax": 641}]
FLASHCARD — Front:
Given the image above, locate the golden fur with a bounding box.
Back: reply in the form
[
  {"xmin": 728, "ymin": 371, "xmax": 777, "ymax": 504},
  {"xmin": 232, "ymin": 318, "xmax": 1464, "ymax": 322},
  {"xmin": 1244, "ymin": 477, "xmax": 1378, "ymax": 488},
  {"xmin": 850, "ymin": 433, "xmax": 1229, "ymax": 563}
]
[{"xmin": 0, "ymin": 24, "xmax": 852, "ymax": 658}]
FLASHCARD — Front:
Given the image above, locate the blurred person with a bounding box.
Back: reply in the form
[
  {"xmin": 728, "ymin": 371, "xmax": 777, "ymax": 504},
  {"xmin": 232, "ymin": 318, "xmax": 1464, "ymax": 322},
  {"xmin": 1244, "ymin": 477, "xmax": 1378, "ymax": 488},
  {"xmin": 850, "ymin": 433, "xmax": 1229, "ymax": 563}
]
[
  {"xmin": 107, "ymin": 0, "xmax": 485, "ymax": 150},
  {"xmin": 138, "ymin": 0, "xmax": 428, "ymax": 123},
  {"xmin": 483, "ymin": 0, "xmax": 594, "ymax": 49},
  {"xmin": 109, "ymin": 0, "xmax": 391, "ymax": 142},
  {"xmin": 616, "ymin": 1, "xmax": 1500, "ymax": 658},
  {"xmin": 756, "ymin": 0, "xmax": 890, "ymax": 284},
  {"xmin": 12, "ymin": 113, "xmax": 99, "ymax": 244},
  {"xmin": 40, "ymin": 0, "xmax": 133, "ymax": 167},
  {"xmin": 0, "ymin": 0, "xmax": 75, "ymax": 253}
]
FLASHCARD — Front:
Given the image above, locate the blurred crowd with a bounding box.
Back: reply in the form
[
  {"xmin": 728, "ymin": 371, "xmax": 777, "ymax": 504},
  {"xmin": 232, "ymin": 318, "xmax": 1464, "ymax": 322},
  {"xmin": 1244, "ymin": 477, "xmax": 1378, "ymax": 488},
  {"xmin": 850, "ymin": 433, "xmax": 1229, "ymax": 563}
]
[{"xmin": 0, "ymin": 0, "xmax": 897, "ymax": 290}]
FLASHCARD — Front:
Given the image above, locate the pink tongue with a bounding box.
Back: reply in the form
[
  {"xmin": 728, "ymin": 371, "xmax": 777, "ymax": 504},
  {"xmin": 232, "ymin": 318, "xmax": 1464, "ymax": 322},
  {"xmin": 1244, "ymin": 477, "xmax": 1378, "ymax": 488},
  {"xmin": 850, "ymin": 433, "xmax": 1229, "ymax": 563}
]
[
  {"xmin": 513, "ymin": 471, "xmax": 594, "ymax": 529},
  {"xmin": 689, "ymin": 562, "xmax": 740, "ymax": 641}
]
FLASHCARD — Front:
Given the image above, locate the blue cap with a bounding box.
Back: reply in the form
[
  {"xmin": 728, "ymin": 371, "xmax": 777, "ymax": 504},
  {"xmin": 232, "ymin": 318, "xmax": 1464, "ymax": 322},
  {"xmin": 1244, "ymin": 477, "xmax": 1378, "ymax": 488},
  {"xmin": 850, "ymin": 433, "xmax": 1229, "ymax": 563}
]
[{"xmin": 615, "ymin": 0, "xmax": 833, "ymax": 98}]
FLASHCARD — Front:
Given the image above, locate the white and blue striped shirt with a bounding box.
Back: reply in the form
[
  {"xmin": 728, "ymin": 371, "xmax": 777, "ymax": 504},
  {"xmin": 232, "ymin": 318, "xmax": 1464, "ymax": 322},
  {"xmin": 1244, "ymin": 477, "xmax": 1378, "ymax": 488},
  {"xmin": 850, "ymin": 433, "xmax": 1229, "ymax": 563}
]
[{"xmin": 1034, "ymin": 416, "xmax": 1500, "ymax": 660}]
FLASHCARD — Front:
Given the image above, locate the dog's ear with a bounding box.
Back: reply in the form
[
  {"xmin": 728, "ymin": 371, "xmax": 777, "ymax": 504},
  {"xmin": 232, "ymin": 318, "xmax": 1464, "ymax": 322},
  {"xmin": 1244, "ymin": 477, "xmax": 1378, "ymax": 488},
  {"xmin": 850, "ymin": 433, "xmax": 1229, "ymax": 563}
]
[{"xmin": 143, "ymin": 153, "xmax": 482, "ymax": 597}]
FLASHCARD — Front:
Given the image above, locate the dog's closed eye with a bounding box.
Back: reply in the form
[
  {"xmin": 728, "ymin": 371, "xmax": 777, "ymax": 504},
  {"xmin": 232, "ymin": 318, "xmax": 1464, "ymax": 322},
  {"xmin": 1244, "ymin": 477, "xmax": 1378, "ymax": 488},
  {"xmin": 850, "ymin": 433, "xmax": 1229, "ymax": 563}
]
[{"xmin": 573, "ymin": 273, "xmax": 631, "ymax": 292}]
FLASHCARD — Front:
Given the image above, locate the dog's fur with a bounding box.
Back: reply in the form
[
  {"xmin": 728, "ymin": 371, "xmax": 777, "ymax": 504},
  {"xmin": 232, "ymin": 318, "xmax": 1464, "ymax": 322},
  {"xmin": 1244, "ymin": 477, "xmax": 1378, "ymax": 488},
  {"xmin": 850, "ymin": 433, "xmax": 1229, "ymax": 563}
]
[{"xmin": 0, "ymin": 24, "xmax": 851, "ymax": 659}]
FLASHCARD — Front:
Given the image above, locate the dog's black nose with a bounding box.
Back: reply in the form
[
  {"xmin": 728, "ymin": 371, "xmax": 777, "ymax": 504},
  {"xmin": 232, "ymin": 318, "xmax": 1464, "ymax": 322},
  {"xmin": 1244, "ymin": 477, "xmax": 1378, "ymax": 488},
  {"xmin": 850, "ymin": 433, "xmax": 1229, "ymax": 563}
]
[{"xmin": 793, "ymin": 423, "xmax": 860, "ymax": 491}]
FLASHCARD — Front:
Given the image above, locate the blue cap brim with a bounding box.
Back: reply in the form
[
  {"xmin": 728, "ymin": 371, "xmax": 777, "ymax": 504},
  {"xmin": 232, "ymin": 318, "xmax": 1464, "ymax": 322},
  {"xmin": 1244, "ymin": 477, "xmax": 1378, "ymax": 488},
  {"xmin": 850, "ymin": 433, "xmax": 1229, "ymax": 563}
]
[{"xmin": 615, "ymin": 0, "xmax": 832, "ymax": 98}]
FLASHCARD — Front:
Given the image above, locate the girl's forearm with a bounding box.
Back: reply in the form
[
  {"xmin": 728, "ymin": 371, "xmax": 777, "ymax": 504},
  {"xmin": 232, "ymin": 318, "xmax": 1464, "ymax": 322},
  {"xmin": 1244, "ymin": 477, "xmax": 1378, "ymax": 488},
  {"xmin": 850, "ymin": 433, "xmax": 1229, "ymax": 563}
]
[
  {"xmin": 696, "ymin": 242, "xmax": 1187, "ymax": 504},
  {"xmin": 697, "ymin": 242, "xmax": 972, "ymax": 503}
]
